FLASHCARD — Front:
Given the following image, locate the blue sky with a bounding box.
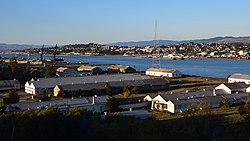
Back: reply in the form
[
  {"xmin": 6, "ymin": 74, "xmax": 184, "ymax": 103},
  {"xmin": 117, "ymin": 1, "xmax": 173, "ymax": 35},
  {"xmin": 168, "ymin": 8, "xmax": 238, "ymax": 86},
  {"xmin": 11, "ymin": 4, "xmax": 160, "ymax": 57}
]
[{"xmin": 0, "ymin": 0, "xmax": 250, "ymax": 45}]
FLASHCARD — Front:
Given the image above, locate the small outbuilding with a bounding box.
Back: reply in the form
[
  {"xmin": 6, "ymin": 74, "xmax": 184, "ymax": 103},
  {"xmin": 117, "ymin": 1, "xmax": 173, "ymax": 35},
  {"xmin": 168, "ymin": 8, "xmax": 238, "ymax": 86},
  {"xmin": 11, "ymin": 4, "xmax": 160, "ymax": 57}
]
[
  {"xmin": 107, "ymin": 65, "xmax": 136, "ymax": 73},
  {"xmin": 146, "ymin": 68, "xmax": 182, "ymax": 78},
  {"xmin": 77, "ymin": 65, "xmax": 103, "ymax": 74},
  {"xmin": 215, "ymin": 82, "xmax": 249, "ymax": 94}
]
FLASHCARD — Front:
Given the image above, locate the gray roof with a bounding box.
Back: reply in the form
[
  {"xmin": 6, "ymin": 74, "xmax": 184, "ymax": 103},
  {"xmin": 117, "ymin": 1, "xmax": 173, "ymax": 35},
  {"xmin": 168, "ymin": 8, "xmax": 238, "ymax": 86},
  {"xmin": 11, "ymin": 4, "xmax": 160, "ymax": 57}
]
[
  {"xmin": 58, "ymin": 78, "xmax": 169, "ymax": 91},
  {"xmin": 8, "ymin": 95, "xmax": 109, "ymax": 110},
  {"xmin": 223, "ymin": 82, "xmax": 248, "ymax": 90},
  {"xmin": 229, "ymin": 73, "xmax": 250, "ymax": 80},
  {"xmin": 158, "ymin": 90, "xmax": 247, "ymax": 105},
  {"xmin": 0, "ymin": 80, "xmax": 19, "ymax": 86},
  {"xmin": 30, "ymin": 74, "xmax": 152, "ymax": 88},
  {"xmin": 160, "ymin": 90, "xmax": 214, "ymax": 102}
]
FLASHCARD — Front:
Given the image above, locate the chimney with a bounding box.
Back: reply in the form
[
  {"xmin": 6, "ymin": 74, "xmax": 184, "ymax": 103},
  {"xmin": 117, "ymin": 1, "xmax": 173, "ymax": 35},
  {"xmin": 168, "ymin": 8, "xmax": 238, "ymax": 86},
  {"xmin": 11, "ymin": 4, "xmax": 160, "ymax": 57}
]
[
  {"xmin": 213, "ymin": 89, "xmax": 216, "ymax": 96},
  {"xmin": 92, "ymin": 96, "xmax": 95, "ymax": 104}
]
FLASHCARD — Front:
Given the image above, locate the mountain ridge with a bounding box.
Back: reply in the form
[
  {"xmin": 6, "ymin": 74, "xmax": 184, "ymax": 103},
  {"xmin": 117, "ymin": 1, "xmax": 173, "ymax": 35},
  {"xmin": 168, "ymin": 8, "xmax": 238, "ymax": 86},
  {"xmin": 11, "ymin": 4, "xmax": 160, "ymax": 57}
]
[{"xmin": 107, "ymin": 36, "xmax": 250, "ymax": 46}]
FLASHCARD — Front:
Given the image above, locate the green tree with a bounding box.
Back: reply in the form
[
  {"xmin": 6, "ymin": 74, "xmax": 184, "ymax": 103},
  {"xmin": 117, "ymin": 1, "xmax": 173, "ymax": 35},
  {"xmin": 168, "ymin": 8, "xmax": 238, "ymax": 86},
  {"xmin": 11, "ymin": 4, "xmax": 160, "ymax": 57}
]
[
  {"xmin": 123, "ymin": 86, "xmax": 131, "ymax": 98},
  {"xmin": 238, "ymin": 93, "xmax": 250, "ymax": 121},
  {"xmin": 3, "ymin": 90, "xmax": 19, "ymax": 104},
  {"xmin": 221, "ymin": 98, "xmax": 230, "ymax": 110},
  {"xmin": 8, "ymin": 57, "xmax": 18, "ymax": 78},
  {"xmin": 45, "ymin": 61, "xmax": 56, "ymax": 78},
  {"xmin": 103, "ymin": 83, "xmax": 111, "ymax": 95},
  {"xmin": 131, "ymin": 86, "xmax": 139, "ymax": 94},
  {"xmin": 106, "ymin": 98, "xmax": 119, "ymax": 112},
  {"xmin": 0, "ymin": 102, "xmax": 6, "ymax": 114},
  {"xmin": 21, "ymin": 67, "xmax": 31, "ymax": 84}
]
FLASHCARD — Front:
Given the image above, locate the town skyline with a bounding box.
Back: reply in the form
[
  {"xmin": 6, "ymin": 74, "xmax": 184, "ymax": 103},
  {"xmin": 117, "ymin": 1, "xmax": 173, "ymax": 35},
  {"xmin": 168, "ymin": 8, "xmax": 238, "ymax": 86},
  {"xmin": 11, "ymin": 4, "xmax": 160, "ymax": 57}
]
[{"xmin": 1, "ymin": 0, "xmax": 250, "ymax": 45}]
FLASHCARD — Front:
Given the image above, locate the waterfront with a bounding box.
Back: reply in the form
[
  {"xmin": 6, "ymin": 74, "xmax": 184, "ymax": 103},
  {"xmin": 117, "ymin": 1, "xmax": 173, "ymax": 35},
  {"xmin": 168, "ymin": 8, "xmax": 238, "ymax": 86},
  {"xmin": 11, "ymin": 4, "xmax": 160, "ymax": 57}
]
[{"xmin": 1, "ymin": 54, "xmax": 250, "ymax": 78}]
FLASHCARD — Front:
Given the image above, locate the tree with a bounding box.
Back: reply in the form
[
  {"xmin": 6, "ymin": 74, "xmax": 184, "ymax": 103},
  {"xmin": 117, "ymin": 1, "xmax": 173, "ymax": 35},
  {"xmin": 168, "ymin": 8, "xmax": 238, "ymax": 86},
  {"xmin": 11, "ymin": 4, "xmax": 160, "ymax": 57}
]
[
  {"xmin": 21, "ymin": 67, "xmax": 31, "ymax": 84},
  {"xmin": 0, "ymin": 102, "xmax": 6, "ymax": 114},
  {"xmin": 45, "ymin": 61, "xmax": 56, "ymax": 78},
  {"xmin": 238, "ymin": 93, "xmax": 250, "ymax": 121},
  {"xmin": 8, "ymin": 57, "xmax": 18, "ymax": 79},
  {"xmin": 91, "ymin": 89, "xmax": 98, "ymax": 96},
  {"xmin": 103, "ymin": 83, "xmax": 111, "ymax": 95},
  {"xmin": 106, "ymin": 98, "xmax": 119, "ymax": 112},
  {"xmin": 3, "ymin": 90, "xmax": 19, "ymax": 104},
  {"xmin": 131, "ymin": 86, "xmax": 139, "ymax": 94},
  {"xmin": 123, "ymin": 86, "xmax": 131, "ymax": 98},
  {"xmin": 221, "ymin": 98, "xmax": 230, "ymax": 110}
]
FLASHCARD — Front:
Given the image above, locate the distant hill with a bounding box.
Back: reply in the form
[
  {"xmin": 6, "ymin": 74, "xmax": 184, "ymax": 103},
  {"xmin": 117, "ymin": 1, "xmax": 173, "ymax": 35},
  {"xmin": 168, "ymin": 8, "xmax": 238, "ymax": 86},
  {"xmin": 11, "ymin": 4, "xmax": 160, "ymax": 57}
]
[
  {"xmin": 107, "ymin": 36, "xmax": 250, "ymax": 46},
  {"xmin": 0, "ymin": 43, "xmax": 51, "ymax": 51}
]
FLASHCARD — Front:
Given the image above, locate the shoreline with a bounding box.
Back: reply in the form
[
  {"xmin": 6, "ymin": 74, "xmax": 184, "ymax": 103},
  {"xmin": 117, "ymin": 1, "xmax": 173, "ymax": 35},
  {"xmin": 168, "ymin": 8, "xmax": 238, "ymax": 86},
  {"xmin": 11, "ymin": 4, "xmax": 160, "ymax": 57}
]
[{"xmin": 1, "ymin": 52, "xmax": 250, "ymax": 60}]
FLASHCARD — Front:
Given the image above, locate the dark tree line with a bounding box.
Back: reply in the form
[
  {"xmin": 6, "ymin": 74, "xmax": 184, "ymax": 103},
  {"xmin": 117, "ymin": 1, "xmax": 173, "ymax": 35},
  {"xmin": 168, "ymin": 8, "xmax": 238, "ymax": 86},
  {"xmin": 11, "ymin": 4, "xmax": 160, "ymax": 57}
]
[{"xmin": 0, "ymin": 106, "xmax": 249, "ymax": 141}]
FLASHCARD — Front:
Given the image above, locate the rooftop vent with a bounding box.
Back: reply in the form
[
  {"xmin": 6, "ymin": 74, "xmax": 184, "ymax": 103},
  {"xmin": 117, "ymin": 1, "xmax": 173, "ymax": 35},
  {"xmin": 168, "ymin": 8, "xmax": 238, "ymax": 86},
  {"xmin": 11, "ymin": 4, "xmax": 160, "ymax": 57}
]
[
  {"xmin": 176, "ymin": 98, "xmax": 179, "ymax": 101},
  {"xmin": 186, "ymin": 90, "xmax": 189, "ymax": 93}
]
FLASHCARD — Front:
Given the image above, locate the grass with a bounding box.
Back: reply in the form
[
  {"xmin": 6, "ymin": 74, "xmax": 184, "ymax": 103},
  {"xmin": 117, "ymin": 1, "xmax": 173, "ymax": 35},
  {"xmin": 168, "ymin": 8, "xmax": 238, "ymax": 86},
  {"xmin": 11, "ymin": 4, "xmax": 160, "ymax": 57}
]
[
  {"xmin": 168, "ymin": 76, "xmax": 226, "ymax": 92},
  {"xmin": 152, "ymin": 106, "xmax": 243, "ymax": 123}
]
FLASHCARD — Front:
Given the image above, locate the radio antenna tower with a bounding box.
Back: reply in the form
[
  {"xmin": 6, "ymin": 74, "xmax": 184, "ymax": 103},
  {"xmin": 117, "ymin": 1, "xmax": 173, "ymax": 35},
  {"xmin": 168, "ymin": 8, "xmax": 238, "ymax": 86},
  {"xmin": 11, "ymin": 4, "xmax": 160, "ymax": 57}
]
[{"xmin": 152, "ymin": 20, "xmax": 161, "ymax": 68}]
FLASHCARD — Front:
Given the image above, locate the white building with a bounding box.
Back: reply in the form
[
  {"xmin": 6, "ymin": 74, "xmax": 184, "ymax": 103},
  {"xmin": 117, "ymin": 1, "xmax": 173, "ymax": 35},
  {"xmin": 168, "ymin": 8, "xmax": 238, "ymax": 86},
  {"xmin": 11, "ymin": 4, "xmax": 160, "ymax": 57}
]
[
  {"xmin": 215, "ymin": 82, "xmax": 249, "ymax": 94},
  {"xmin": 145, "ymin": 68, "xmax": 182, "ymax": 78},
  {"xmin": 148, "ymin": 90, "xmax": 247, "ymax": 113},
  {"xmin": 228, "ymin": 73, "xmax": 250, "ymax": 84},
  {"xmin": 25, "ymin": 74, "xmax": 155, "ymax": 95}
]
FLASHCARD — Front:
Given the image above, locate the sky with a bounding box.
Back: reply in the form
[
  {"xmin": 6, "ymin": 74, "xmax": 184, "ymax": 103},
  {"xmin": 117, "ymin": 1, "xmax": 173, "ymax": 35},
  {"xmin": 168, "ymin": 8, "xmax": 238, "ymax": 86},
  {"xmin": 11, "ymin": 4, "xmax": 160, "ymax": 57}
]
[{"xmin": 0, "ymin": 0, "xmax": 250, "ymax": 45}]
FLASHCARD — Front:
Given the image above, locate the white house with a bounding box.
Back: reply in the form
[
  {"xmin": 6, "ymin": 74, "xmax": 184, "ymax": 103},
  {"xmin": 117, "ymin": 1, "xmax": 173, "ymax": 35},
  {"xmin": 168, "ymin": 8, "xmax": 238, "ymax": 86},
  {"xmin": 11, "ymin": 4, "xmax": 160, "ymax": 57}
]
[
  {"xmin": 143, "ymin": 93, "xmax": 158, "ymax": 102},
  {"xmin": 228, "ymin": 73, "xmax": 250, "ymax": 84},
  {"xmin": 150, "ymin": 92, "xmax": 217, "ymax": 113},
  {"xmin": 215, "ymin": 82, "xmax": 249, "ymax": 94},
  {"xmin": 146, "ymin": 68, "xmax": 182, "ymax": 78}
]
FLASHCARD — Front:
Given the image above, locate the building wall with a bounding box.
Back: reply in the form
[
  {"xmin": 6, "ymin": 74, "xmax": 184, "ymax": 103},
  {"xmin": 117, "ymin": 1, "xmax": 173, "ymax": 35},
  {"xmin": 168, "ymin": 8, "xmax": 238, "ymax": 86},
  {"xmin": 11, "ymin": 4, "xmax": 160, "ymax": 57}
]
[
  {"xmin": 25, "ymin": 82, "xmax": 36, "ymax": 94},
  {"xmin": 228, "ymin": 78, "xmax": 250, "ymax": 84},
  {"xmin": 146, "ymin": 70, "xmax": 181, "ymax": 78},
  {"xmin": 166, "ymin": 101, "xmax": 175, "ymax": 113},
  {"xmin": 215, "ymin": 84, "xmax": 231, "ymax": 94}
]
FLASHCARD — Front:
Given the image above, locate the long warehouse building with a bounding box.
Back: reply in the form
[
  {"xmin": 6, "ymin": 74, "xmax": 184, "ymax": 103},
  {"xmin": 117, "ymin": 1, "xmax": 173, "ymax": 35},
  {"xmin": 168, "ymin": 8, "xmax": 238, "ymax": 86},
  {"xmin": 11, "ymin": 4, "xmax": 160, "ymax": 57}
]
[{"xmin": 25, "ymin": 74, "xmax": 169, "ymax": 95}]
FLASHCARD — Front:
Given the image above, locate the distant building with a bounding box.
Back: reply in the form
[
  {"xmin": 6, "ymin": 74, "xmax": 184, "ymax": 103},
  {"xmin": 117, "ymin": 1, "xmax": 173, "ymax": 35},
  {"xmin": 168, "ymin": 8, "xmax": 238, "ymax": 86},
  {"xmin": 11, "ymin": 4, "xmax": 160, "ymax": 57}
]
[
  {"xmin": 77, "ymin": 65, "xmax": 103, "ymax": 74},
  {"xmin": 145, "ymin": 68, "xmax": 182, "ymax": 78},
  {"xmin": 228, "ymin": 73, "xmax": 250, "ymax": 84},
  {"xmin": 0, "ymin": 80, "xmax": 20, "ymax": 91},
  {"xmin": 215, "ymin": 82, "xmax": 249, "ymax": 94},
  {"xmin": 25, "ymin": 74, "xmax": 168, "ymax": 95},
  {"xmin": 107, "ymin": 65, "xmax": 136, "ymax": 73},
  {"xmin": 56, "ymin": 67, "xmax": 84, "ymax": 77}
]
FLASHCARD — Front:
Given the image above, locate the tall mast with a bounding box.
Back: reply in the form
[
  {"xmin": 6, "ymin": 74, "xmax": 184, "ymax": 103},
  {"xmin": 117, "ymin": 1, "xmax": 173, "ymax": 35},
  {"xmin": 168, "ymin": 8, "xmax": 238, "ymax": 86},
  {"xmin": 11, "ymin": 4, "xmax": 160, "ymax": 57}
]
[
  {"xmin": 40, "ymin": 44, "xmax": 44, "ymax": 61},
  {"xmin": 152, "ymin": 20, "xmax": 161, "ymax": 68},
  {"xmin": 53, "ymin": 44, "xmax": 57, "ymax": 60}
]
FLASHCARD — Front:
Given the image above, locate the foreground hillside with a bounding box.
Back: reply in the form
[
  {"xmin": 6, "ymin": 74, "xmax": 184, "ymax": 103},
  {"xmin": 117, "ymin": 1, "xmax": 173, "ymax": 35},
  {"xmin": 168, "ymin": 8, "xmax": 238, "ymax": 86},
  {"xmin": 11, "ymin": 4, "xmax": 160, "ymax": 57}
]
[{"xmin": 0, "ymin": 105, "xmax": 249, "ymax": 141}]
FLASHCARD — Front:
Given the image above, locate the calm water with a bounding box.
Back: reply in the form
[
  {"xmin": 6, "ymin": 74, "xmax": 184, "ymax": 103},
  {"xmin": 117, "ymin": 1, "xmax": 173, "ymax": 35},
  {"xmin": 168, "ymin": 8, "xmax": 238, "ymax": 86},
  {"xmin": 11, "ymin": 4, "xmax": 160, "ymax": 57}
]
[{"xmin": 1, "ymin": 54, "xmax": 250, "ymax": 78}]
